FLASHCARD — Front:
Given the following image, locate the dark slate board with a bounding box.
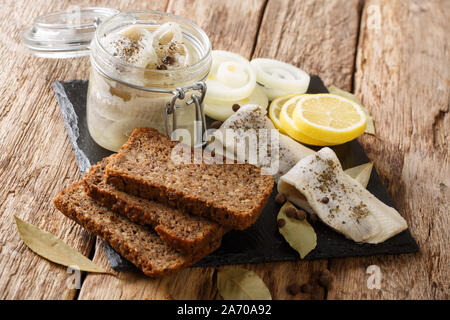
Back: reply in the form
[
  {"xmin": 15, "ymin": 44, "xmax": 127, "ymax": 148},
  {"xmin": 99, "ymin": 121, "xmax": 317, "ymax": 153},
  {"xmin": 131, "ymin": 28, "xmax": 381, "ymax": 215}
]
[{"xmin": 52, "ymin": 76, "xmax": 418, "ymax": 271}]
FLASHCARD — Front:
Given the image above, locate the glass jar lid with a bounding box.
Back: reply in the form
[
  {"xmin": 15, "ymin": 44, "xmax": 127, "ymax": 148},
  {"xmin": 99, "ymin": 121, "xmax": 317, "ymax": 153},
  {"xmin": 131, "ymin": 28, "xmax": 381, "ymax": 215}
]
[{"xmin": 21, "ymin": 7, "xmax": 119, "ymax": 58}]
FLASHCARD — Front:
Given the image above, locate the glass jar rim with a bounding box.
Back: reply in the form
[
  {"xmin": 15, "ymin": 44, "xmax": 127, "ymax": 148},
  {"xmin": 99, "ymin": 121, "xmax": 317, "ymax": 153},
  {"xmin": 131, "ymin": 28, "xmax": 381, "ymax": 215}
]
[{"xmin": 94, "ymin": 10, "xmax": 212, "ymax": 74}]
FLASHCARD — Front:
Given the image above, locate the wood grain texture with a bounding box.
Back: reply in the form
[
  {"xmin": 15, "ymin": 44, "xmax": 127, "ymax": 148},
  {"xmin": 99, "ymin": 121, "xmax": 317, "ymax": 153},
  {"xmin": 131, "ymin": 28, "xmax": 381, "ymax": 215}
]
[
  {"xmin": 0, "ymin": 0, "xmax": 92, "ymax": 300},
  {"xmin": 326, "ymin": 0, "xmax": 449, "ymax": 300},
  {"xmin": 169, "ymin": 0, "xmax": 266, "ymax": 59},
  {"xmin": 253, "ymin": 0, "xmax": 361, "ymax": 88},
  {"xmin": 79, "ymin": 239, "xmax": 218, "ymax": 300},
  {"xmin": 0, "ymin": 0, "xmax": 169, "ymax": 300}
]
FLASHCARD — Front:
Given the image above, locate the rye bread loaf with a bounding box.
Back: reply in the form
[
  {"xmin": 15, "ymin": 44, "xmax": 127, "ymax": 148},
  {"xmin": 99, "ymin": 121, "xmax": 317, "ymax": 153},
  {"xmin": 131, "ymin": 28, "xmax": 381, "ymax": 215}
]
[
  {"xmin": 83, "ymin": 155, "xmax": 225, "ymax": 255},
  {"xmin": 53, "ymin": 182, "xmax": 221, "ymax": 277},
  {"xmin": 105, "ymin": 128, "xmax": 274, "ymax": 230}
]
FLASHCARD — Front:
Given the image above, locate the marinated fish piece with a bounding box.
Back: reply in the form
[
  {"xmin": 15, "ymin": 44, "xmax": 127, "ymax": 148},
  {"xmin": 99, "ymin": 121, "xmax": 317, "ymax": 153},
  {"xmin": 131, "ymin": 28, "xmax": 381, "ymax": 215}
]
[
  {"xmin": 278, "ymin": 148, "xmax": 408, "ymax": 243},
  {"xmin": 211, "ymin": 104, "xmax": 315, "ymax": 182},
  {"xmin": 90, "ymin": 21, "xmax": 201, "ymax": 151},
  {"xmin": 278, "ymin": 168, "xmax": 314, "ymax": 213},
  {"xmin": 100, "ymin": 22, "xmax": 189, "ymax": 70},
  {"xmin": 278, "ymin": 161, "xmax": 374, "ymax": 214}
]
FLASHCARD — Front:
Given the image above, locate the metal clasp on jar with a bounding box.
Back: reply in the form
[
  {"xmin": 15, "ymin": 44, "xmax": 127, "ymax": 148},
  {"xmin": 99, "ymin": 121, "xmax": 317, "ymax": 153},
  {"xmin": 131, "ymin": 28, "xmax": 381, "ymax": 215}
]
[{"xmin": 165, "ymin": 81, "xmax": 207, "ymax": 146}]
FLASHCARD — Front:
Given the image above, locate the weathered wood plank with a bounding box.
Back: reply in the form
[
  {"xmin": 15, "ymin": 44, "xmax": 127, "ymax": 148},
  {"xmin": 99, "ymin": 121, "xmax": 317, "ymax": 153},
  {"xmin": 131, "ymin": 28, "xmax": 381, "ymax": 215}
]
[
  {"xmin": 246, "ymin": 0, "xmax": 362, "ymax": 300},
  {"xmin": 0, "ymin": 0, "xmax": 169, "ymax": 300},
  {"xmin": 327, "ymin": 0, "xmax": 450, "ymax": 300},
  {"xmin": 77, "ymin": 0, "xmax": 268, "ymax": 300},
  {"xmin": 169, "ymin": 0, "xmax": 267, "ymax": 59},
  {"xmin": 79, "ymin": 239, "xmax": 217, "ymax": 300},
  {"xmin": 253, "ymin": 0, "xmax": 361, "ymax": 88},
  {"xmin": 0, "ymin": 0, "xmax": 93, "ymax": 300}
]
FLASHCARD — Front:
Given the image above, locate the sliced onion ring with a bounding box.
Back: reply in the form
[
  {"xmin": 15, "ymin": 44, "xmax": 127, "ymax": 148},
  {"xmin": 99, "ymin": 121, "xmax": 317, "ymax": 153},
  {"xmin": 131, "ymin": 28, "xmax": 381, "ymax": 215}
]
[
  {"xmin": 250, "ymin": 58, "xmax": 310, "ymax": 93},
  {"xmin": 205, "ymin": 86, "xmax": 268, "ymax": 122},
  {"xmin": 152, "ymin": 22, "xmax": 183, "ymax": 46},
  {"xmin": 206, "ymin": 50, "xmax": 256, "ymax": 102},
  {"xmin": 257, "ymin": 83, "xmax": 290, "ymax": 101}
]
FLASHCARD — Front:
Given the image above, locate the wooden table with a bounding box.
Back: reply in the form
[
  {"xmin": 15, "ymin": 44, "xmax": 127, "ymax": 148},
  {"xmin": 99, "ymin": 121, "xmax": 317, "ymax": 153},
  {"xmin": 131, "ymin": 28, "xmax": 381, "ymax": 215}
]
[{"xmin": 0, "ymin": 0, "xmax": 448, "ymax": 300}]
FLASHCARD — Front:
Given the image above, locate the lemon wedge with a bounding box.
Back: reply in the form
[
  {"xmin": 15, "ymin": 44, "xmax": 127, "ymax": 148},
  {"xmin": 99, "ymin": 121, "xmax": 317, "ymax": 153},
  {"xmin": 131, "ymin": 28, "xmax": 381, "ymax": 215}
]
[
  {"xmin": 279, "ymin": 96, "xmax": 333, "ymax": 146},
  {"xmin": 268, "ymin": 94, "xmax": 298, "ymax": 134},
  {"xmin": 293, "ymin": 94, "xmax": 366, "ymax": 144}
]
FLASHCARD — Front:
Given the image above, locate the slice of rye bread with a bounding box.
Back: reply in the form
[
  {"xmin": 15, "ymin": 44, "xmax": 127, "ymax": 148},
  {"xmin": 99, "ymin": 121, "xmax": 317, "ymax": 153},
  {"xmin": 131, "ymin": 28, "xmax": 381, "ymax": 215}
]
[
  {"xmin": 105, "ymin": 128, "xmax": 274, "ymax": 230},
  {"xmin": 83, "ymin": 155, "xmax": 225, "ymax": 255},
  {"xmin": 53, "ymin": 182, "xmax": 221, "ymax": 277}
]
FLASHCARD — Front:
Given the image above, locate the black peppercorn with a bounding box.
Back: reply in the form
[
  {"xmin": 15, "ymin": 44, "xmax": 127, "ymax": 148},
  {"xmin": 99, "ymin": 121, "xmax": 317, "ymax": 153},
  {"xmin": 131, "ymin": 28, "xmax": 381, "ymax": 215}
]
[
  {"xmin": 277, "ymin": 218, "xmax": 286, "ymax": 228},
  {"xmin": 274, "ymin": 193, "xmax": 286, "ymax": 204},
  {"xmin": 162, "ymin": 55, "xmax": 175, "ymax": 65},
  {"xmin": 318, "ymin": 269, "xmax": 333, "ymax": 288},
  {"xmin": 286, "ymin": 283, "xmax": 302, "ymax": 295},
  {"xmin": 210, "ymin": 120, "xmax": 223, "ymax": 129}
]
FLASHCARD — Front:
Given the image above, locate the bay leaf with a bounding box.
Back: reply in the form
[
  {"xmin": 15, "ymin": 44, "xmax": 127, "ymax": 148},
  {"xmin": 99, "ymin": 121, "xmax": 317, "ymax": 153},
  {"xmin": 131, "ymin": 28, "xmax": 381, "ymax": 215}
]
[
  {"xmin": 328, "ymin": 85, "xmax": 375, "ymax": 135},
  {"xmin": 277, "ymin": 201, "xmax": 317, "ymax": 259},
  {"xmin": 14, "ymin": 216, "xmax": 107, "ymax": 273},
  {"xmin": 344, "ymin": 162, "xmax": 374, "ymax": 188},
  {"xmin": 217, "ymin": 266, "xmax": 272, "ymax": 300}
]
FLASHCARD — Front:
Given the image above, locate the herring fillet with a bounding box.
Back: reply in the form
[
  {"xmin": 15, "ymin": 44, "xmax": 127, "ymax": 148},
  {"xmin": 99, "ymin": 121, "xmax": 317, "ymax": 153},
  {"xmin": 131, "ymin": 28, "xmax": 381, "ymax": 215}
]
[
  {"xmin": 279, "ymin": 148, "xmax": 408, "ymax": 244},
  {"xmin": 278, "ymin": 161, "xmax": 374, "ymax": 214},
  {"xmin": 211, "ymin": 104, "xmax": 315, "ymax": 182},
  {"xmin": 278, "ymin": 169, "xmax": 315, "ymax": 214}
]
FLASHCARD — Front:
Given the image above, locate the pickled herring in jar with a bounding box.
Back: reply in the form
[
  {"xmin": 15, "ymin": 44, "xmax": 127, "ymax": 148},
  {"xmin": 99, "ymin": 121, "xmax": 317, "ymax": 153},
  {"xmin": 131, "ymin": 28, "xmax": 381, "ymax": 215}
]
[
  {"xmin": 87, "ymin": 11, "xmax": 211, "ymax": 151},
  {"xmin": 100, "ymin": 23, "xmax": 191, "ymax": 70}
]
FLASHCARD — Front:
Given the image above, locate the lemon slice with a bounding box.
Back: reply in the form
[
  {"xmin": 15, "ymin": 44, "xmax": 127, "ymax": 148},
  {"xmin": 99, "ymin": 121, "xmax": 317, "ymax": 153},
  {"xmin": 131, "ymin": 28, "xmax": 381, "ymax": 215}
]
[
  {"xmin": 293, "ymin": 94, "xmax": 366, "ymax": 144},
  {"xmin": 268, "ymin": 94, "xmax": 298, "ymax": 133},
  {"xmin": 279, "ymin": 96, "xmax": 333, "ymax": 146}
]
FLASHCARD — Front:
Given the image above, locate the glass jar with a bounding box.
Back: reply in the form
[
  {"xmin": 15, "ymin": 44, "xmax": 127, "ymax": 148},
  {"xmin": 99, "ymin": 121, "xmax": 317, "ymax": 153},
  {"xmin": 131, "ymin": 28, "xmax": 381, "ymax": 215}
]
[{"xmin": 22, "ymin": 8, "xmax": 212, "ymax": 151}]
